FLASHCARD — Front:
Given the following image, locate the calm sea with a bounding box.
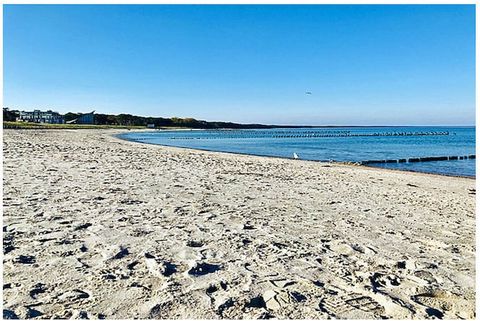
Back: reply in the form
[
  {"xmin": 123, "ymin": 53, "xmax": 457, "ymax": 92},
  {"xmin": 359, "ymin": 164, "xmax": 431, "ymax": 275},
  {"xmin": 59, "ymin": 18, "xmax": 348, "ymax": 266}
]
[{"xmin": 119, "ymin": 126, "xmax": 475, "ymax": 177}]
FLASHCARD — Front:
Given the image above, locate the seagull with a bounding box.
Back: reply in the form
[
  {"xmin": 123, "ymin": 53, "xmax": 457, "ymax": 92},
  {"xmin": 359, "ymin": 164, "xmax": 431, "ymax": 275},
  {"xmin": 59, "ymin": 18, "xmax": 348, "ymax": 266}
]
[
  {"xmin": 293, "ymin": 153, "xmax": 299, "ymax": 159},
  {"xmin": 305, "ymin": 91, "xmax": 312, "ymax": 95}
]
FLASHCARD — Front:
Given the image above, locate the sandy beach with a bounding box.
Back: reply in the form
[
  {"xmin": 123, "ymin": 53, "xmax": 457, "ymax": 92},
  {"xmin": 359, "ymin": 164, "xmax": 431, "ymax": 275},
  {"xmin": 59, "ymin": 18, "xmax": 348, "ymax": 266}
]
[{"xmin": 2, "ymin": 129, "xmax": 475, "ymax": 319}]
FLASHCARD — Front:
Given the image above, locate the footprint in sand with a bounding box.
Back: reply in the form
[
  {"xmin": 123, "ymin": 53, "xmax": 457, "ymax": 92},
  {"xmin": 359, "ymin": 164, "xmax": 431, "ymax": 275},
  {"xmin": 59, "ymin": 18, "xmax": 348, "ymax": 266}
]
[
  {"xmin": 188, "ymin": 262, "xmax": 221, "ymax": 277},
  {"xmin": 206, "ymin": 280, "xmax": 228, "ymax": 295},
  {"xmin": 350, "ymin": 244, "xmax": 377, "ymax": 255},
  {"xmin": 101, "ymin": 245, "xmax": 130, "ymax": 261},
  {"xmin": 270, "ymin": 279, "xmax": 296, "ymax": 289},
  {"xmin": 112, "ymin": 247, "xmax": 129, "ymax": 260},
  {"xmin": 370, "ymin": 272, "xmax": 402, "ymax": 290},
  {"xmin": 15, "ymin": 255, "xmax": 36, "ymax": 264},
  {"xmin": 3, "ymin": 309, "xmax": 19, "ymax": 319},
  {"xmin": 413, "ymin": 270, "xmax": 438, "ymax": 285},
  {"xmin": 325, "ymin": 241, "xmax": 354, "ymax": 256},
  {"xmin": 73, "ymin": 222, "xmax": 92, "ymax": 231},
  {"xmin": 319, "ymin": 292, "xmax": 385, "ymax": 318},
  {"xmin": 69, "ymin": 310, "xmax": 90, "ymax": 319},
  {"xmin": 144, "ymin": 253, "xmax": 177, "ymax": 278},
  {"xmin": 395, "ymin": 259, "xmax": 416, "ymax": 271},
  {"xmin": 100, "ymin": 270, "xmax": 117, "ymax": 281},
  {"xmin": 205, "ymin": 280, "xmax": 230, "ymax": 311},
  {"xmin": 29, "ymin": 283, "xmax": 47, "ymax": 299},
  {"xmin": 58, "ymin": 289, "xmax": 91, "ymax": 303},
  {"xmin": 25, "ymin": 307, "xmax": 43, "ymax": 319},
  {"xmin": 411, "ymin": 289, "xmax": 474, "ymax": 319},
  {"xmin": 261, "ymin": 287, "xmax": 308, "ymax": 311},
  {"xmin": 4, "ymin": 234, "xmax": 15, "ymax": 254},
  {"xmin": 186, "ymin": 240, "xmax": 204, "ymax": 248}
]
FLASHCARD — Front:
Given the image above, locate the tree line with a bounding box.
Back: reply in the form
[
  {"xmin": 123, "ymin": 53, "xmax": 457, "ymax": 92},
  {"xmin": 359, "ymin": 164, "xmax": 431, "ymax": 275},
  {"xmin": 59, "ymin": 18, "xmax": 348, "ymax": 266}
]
[
  {"xmin": 65, "ymin": 112, "xmax": 274, "ymax": 129},
  {"xmin": 3, "ymin": 108, "xmax": 19, "ymax": 121},
  {"xmin": 4, "ymin": 108, "xmax": 276, "ymax": 129}
]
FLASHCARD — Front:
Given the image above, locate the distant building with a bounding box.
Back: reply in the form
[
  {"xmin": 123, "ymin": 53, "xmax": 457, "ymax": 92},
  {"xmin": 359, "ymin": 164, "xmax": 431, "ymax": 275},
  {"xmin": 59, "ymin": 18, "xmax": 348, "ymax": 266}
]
[
  {"xmin": 66, "ymin": 111, "xmax": 95, "ymax": 124},
  {"xmin": 17, "ymin": 109, "xmax": 65, "ymax": 124},
  {"xmin": 147, "ymin": 124, "xmax": 155, "ymax": 128}
]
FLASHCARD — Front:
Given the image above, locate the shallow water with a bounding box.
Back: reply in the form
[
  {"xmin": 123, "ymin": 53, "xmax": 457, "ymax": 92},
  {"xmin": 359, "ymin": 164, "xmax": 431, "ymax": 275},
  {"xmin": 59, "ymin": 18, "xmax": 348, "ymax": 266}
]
[{"xmin": 119, "ymin": 126, "xmax": 475, "ymax": 177}]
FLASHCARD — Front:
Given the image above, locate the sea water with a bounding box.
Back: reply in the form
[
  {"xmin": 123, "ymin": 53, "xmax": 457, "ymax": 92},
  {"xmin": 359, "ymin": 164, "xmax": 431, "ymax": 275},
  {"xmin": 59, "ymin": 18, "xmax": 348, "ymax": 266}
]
[{"xmin": 119, "ymin": 126, "xmax": 475, "ymax": 177}]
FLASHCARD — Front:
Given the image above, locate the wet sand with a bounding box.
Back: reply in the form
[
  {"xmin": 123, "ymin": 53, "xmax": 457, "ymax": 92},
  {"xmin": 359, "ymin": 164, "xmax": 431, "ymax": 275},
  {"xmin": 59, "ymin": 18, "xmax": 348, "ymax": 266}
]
[{"xmin": 3, "ymin": 129, "xmax": 475, "ymax": 319}]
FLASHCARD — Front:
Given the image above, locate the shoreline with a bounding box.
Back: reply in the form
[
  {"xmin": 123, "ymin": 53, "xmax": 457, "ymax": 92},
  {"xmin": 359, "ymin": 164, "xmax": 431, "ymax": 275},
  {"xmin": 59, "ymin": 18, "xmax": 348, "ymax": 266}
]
[
  {"xmin": 115, "ymin": 132, "xmax": 476, "ymax": 180},
  {"xmin": 3, "ymin": 129, "xmax": 475, "ymax": 319}
]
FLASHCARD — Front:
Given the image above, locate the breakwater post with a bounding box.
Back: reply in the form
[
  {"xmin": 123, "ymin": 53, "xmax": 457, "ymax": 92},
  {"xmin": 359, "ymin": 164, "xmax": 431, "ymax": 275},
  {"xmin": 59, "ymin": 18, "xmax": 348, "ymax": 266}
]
[{"xmin": 361, "ymin": 155, "xmax": 475, "ymax": 165}]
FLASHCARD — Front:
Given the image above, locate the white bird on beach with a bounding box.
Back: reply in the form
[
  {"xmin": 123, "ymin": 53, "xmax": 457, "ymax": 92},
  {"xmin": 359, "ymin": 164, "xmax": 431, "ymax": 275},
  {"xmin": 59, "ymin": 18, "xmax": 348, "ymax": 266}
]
[{"xmin": 293, "ymin": 153, "xmax": 299, "ymax": 159}]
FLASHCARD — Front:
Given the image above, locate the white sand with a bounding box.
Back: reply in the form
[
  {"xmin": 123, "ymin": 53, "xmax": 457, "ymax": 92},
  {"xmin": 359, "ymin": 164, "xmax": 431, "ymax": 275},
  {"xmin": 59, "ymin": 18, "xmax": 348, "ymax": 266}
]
[{"xmin": 2, "ymin": 129, "xmax": 475, "ymax": 319}]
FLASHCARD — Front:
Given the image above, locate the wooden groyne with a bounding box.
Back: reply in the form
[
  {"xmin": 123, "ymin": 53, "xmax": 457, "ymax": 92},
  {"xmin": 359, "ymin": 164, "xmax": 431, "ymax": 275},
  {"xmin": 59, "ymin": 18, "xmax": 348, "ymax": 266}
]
[
  {"xmin": 361, "ymin": 155, "xmax": 475, "ymax": 165},
  {"xmin": 168, "ymin": 131, "xmax": 451, "ymax": 140}
]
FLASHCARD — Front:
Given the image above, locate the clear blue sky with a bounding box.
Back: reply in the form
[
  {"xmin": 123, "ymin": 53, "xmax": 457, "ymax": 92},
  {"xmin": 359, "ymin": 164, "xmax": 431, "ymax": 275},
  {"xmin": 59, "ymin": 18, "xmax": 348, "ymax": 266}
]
[{"xmin": 4, "ymin": 5, "xmax": 475, "ymax": 125}]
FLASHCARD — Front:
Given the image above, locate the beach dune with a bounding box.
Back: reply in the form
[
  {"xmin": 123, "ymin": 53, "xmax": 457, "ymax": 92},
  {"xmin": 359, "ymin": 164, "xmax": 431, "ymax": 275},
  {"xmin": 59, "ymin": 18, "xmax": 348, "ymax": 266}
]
[{"xmin": 2, "ymin": 129, "xmax": 475, "ymax": 319}]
